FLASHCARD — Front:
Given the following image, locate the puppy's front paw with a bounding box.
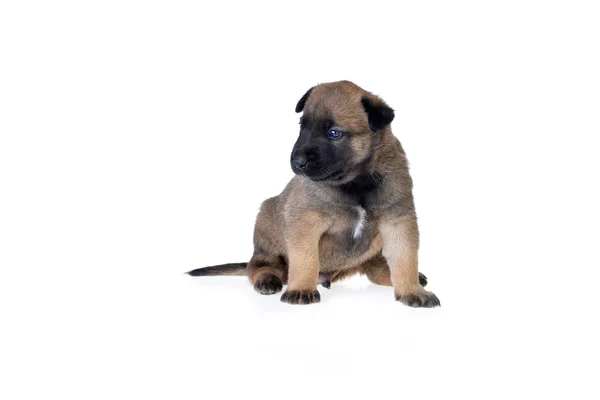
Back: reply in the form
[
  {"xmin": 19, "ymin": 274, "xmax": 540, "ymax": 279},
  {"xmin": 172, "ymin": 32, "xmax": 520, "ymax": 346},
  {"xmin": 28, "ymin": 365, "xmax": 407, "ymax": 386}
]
[
  {"xmin": 396, "ymin": 288, "xmax": 440, "ymax": 308},
  {"xmin": 280, "ymin": 290, "xmax": 321, "ymax": 305},
  {"xmin": 254, "ymin": 274, "xmax": 283, "ymax": 295}
]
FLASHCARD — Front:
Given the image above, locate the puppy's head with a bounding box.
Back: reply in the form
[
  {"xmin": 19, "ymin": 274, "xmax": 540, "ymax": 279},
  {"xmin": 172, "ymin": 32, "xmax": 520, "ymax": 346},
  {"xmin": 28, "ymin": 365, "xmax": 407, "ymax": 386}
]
[{"xmin": 291, "ymin": 81, "xmax": 394, "ymax": 184}]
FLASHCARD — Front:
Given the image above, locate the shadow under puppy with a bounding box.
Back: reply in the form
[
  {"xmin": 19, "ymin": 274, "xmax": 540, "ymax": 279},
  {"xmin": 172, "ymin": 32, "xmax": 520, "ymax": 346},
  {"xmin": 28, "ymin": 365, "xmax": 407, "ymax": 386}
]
[{"xmin": 188, "ymin": 80, "xmax": 440, "ymax": 308}]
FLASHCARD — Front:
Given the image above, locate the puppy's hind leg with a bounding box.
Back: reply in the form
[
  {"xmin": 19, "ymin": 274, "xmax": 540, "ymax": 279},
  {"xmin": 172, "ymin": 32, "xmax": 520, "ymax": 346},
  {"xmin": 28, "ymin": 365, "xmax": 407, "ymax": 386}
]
[{"xmin": 248, "ymin": 253, "xmax": 287, "ymax": 295}]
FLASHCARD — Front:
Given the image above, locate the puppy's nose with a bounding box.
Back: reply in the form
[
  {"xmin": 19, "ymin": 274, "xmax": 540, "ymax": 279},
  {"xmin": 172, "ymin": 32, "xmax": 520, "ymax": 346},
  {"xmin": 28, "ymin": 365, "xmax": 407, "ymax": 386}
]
[{"xmin": 292, "ymin": 154, "xmax": 308, "ymax": 169}]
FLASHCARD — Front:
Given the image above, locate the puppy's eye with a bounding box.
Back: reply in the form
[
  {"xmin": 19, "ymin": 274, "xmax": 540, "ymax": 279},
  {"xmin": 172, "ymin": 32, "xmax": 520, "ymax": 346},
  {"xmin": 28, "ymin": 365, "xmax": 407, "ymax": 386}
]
[{"xmin": 327, "ymin": 129, "xmax": 343, "ymax": 139}]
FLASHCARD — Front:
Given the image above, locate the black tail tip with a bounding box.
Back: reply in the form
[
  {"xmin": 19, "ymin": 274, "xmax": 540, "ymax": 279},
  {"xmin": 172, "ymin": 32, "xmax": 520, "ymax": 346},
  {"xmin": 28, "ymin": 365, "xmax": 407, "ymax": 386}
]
[{"xmin": 186, "ymin": 268, "xmax": 205, "ymax": 276}]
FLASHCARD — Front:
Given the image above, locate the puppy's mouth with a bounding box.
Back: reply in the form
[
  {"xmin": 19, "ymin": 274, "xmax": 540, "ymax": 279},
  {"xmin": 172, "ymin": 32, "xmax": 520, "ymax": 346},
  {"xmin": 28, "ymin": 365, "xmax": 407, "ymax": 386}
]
[{"xmin": 309, "ymin": 169, "xmax": 346, "ymax": 182}]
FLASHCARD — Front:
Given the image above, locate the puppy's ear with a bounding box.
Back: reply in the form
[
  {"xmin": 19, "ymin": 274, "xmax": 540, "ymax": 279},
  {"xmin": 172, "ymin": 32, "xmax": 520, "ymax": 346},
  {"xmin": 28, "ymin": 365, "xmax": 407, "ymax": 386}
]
[
  {"xmin": 295, "ymin": 87, "xmax": 315, "ymax": 113},
  {"xmin": 361, "ymin": 96, "xmax": 395, "ymax": 132}
]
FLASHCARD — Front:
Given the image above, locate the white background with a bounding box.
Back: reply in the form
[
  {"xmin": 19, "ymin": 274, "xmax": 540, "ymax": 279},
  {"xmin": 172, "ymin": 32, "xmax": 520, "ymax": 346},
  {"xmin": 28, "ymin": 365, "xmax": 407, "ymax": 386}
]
[{"xmin": 1, "ymin": 1, "xmax": 599, "ymax": 399}]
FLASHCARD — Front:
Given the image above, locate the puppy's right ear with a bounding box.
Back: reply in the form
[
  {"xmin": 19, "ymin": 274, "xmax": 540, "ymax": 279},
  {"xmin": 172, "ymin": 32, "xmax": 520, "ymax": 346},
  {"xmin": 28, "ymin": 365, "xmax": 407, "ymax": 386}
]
[{"xmin": 295, "ymin": 87, "xmax": 315, "ymax": 113}]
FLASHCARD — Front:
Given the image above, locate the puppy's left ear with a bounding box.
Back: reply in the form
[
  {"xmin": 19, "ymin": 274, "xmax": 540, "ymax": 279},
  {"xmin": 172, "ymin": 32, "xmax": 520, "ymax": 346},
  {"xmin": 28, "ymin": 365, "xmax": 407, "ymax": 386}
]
[
  {"xmin": 295, "ymin": 87, "xmax": 315, "ymax": 113},
  {"xmin": 361, "ymin": 96, "xmax": 395, "ymax": 132}
]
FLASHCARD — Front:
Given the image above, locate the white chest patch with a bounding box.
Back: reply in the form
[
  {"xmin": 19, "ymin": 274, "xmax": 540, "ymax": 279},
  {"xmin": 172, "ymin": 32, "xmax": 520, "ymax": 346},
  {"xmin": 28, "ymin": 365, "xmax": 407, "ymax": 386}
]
[{"xmin": 352, "ymin": 206, "xmax": 367, "ymax": 239}]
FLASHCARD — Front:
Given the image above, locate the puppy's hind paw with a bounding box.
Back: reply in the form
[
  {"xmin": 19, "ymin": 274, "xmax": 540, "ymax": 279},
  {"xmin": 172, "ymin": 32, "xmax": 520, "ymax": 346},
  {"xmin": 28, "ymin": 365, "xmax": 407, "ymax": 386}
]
[
  {"xmin": 253, "ymin": 274, "xmax": 283, "ymax": 295},
  {"xmin": 319, "ymin": 272, "xmax": 331, "ymax": 289}
]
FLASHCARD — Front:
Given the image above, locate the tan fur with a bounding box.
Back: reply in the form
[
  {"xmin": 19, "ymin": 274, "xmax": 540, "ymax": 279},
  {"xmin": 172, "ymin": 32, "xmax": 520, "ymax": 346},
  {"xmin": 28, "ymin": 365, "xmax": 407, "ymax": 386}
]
[
  {"xmin": 379, "ymin": 215, "xmax": 433, "ymax": 301},
  {"xmin": 284, "ymin": 211, "xmax": 329, "ymax": 291}
]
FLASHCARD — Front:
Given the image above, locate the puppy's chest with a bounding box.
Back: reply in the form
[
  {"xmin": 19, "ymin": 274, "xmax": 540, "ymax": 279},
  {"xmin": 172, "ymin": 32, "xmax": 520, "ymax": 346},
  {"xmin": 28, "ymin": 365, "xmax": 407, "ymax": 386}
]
[{"xmin": 327, "ymin": 206, "xmax": 377, "ymax": 253}]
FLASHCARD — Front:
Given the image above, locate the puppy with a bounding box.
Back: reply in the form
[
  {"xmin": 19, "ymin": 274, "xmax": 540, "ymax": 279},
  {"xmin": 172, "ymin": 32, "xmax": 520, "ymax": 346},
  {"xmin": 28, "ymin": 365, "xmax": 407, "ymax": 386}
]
[{"xmin": 188, "ymin": 80, "xmax": 440, "ymax": 307}]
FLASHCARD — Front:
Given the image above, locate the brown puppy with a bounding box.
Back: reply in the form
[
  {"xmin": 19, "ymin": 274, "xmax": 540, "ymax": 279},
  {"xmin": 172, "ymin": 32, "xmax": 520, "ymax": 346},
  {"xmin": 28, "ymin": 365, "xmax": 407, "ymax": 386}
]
[{"xmin": 188, "ymin": 81, "xmax": 440, "ymax": 307}]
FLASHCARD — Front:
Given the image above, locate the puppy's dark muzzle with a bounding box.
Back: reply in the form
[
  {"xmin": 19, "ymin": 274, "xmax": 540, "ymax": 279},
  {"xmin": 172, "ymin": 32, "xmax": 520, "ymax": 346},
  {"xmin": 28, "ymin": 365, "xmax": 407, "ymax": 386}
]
[{"xmin": 292, "ymin": 154, "xmax": 308, "ymax": 169}]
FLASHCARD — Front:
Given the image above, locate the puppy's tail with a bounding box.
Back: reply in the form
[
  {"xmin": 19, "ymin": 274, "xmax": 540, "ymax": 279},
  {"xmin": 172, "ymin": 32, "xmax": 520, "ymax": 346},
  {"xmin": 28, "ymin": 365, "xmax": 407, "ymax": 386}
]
[{"xmin": 186, "ymin": 262, "xmax": 248, "ymax": 277}]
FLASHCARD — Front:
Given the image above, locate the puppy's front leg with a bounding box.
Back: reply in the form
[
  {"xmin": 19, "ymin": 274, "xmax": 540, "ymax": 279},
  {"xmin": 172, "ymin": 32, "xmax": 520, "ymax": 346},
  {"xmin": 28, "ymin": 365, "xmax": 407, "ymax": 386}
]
[
  {"xmin": 281, "ymin": 211, "xmax": 328, "ymax": 305},
  {"xmin": 379, "ymin": 215, "xmax": 440, "ymax": 308}
]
